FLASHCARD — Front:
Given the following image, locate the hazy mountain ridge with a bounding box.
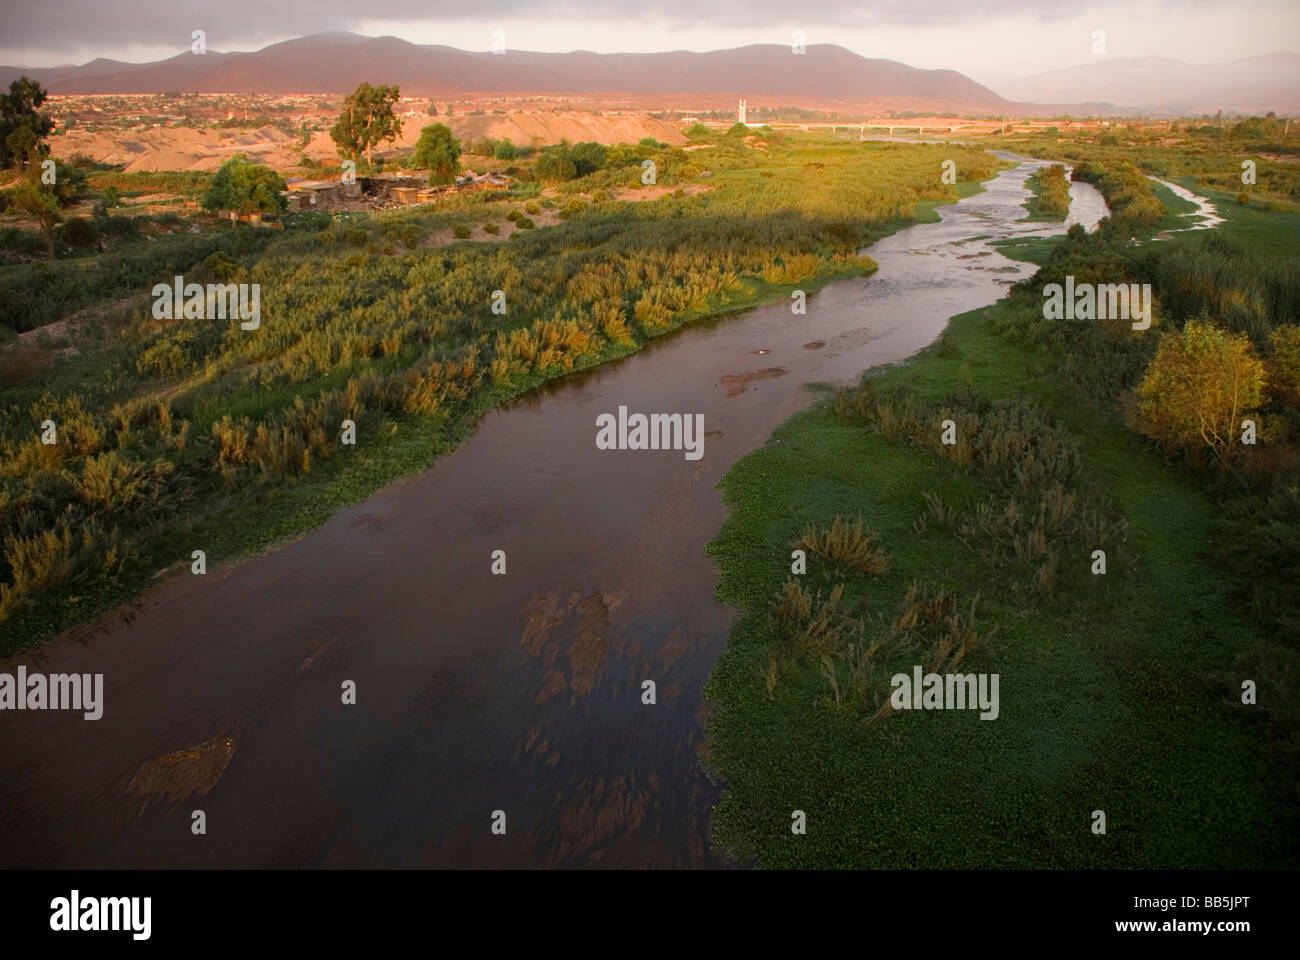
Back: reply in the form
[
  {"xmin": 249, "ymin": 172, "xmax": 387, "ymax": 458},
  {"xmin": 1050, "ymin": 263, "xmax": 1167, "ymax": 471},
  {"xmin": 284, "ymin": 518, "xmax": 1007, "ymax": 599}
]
[
  {"xmin": 8, "ymin": 33, "xmax": 1291, "ymax": 116},
  {"xmin": 996, "ymin": 53, "xmax": 1300, "ymax": 114},
  {"xmin": 1, "ymin": 32, "xmax": 1009, "ymax": 109}
]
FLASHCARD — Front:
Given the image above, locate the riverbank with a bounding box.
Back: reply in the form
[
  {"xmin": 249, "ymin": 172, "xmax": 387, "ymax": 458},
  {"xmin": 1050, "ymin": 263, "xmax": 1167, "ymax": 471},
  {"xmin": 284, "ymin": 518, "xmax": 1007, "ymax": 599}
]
[
  {"xmin": 1, "ymin": 153, "xmax": 1034, "ymax": 868},
  {"xmin": 701, "ymin": 171, "xmax": 1299, "ymax": 868},
  {"xmin": 2, "ymin": 244, "xmax": 870, "ymax": 654},
  {"xmin": 1, "ymin": 137, "xmax": 1006, "ymax": 654}
]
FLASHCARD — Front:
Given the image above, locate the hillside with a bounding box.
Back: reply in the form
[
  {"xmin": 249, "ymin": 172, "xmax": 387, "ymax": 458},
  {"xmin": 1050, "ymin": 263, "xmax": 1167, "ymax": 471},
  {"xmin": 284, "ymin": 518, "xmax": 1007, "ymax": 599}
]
[
  {"xmin": 996, "ymin": 53, "xmax": 1300, "ymax": 115},
  {"xmin": 1, "ymin": 32, "xmax": 1010, "ymax": 111},
  {"xmin": 46, "ymin": 111, "xmax": 688, "ymax": 172}
]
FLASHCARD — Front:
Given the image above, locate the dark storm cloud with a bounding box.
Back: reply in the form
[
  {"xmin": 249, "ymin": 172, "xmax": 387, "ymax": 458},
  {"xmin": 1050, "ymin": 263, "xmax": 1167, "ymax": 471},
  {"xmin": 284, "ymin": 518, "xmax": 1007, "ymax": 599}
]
[{"xmin": 8, "ymin": 0, "xmax": 1199, "ymax": 54}]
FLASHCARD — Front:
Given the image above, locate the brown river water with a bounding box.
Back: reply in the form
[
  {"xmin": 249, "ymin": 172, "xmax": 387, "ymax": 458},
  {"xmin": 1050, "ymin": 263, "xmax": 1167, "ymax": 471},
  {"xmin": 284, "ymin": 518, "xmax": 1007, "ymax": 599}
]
[{"xmin": 0, "ymin": 156, "xmax": 1107, "ymax": 867}]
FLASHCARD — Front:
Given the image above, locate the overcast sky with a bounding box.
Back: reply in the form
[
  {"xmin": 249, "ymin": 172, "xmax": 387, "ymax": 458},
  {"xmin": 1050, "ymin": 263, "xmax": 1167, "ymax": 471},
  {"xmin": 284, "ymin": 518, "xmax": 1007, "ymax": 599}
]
[{"xmin": 3, "ymin": 0, "xmax": 1297, "ymax": 86}]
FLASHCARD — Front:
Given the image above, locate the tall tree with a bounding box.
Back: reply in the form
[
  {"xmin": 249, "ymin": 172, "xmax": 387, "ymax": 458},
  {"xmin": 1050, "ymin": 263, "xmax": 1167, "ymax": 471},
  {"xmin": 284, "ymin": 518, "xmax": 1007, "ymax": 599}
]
[
  {"xmin": 9, "ymin": 179, "xmax": 60, "ymax": 258},
  {"xmin": 413, "ymin": 123, "xmax": 461, "ymax": 185},
  {"xmin": 8, "ymin": 160, "xmax": 86, "ymax": 258},
  {"xmin": 0, "ymin": 77, "xmax": 56, "ymax": 170},
  {"xmin": 200, "ymin": 154, "xmax": 287, "ymax": 223},
  {"xmin": 330, "ymin": 82, "xmax": 403, "ymax": 167}
]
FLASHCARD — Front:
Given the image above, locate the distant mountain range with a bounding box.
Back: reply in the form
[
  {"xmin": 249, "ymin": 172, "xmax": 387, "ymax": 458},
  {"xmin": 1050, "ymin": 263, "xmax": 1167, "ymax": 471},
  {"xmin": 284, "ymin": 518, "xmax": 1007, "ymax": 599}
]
[
  {"xmin": 1, "ymin": 32, "xmax": 1010, "ymax": 111},
  {"xmin": 7, "ymin": 34, "xmax": 1293, "ymax": 116},
  {"xmin": 994, "ymin": 53, "xmax": 1300, "ymax": 115}
]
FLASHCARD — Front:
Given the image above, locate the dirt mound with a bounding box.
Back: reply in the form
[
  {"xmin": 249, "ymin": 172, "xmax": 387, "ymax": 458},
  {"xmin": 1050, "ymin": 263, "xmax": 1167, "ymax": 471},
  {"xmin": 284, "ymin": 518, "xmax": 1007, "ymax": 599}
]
[
  {"xmin": 444, "ymin": 111, "xmax": 687, "ymax": 147},
  {"xmin": 55, "ymin": 124, "xmax": 304, "ymax": 172},
  {"xmin": 52, "ymin": 111, "xmax": 687, "ymax": 173}
]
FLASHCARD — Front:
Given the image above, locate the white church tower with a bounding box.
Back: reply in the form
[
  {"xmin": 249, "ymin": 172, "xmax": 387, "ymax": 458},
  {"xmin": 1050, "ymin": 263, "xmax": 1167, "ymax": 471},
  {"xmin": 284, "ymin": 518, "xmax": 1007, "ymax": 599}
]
[{"xmin": 738, "ymin": 98, "xmax": 747, "ymax": 125}]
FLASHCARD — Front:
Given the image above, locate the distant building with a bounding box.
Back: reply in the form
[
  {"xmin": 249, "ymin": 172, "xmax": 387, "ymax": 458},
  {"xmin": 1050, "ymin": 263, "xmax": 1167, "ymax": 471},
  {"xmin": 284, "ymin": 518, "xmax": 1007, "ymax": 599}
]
[
  {"xmin": 453, "ymin": 171, "xmax": 509, "ymax": 191},
  {"xmin": 287, "ymin": 180, "xmax": 342, "ymax": 208}
]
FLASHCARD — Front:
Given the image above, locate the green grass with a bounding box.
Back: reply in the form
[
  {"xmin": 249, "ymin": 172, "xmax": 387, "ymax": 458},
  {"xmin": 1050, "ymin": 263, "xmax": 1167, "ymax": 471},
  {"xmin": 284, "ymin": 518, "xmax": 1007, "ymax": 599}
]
[
  {"xmin": 701, "ymin": 175, "xmax": 1297, "ymax": 867},
  {"xmin": 1148, "ymin": 179, "xmax": 1201, "ymax": 231},
  {"xmin": 912, "ymin": 179, "xmax": 989, "ymax": 223},
  {"xmin": 1175, "ymin": 177, "xmax": 1300, "ymax": 250},
  {"xmin": 990, "ymin": 235, "xmax": 1061, "ymax": 266},
  {"xmin": 703, "ymin": 300, "xmax": 1287, "ymax": 868},
  {"xmin": 1019, "ymin": 166, "xmax": 1070, "ymax": 222}
]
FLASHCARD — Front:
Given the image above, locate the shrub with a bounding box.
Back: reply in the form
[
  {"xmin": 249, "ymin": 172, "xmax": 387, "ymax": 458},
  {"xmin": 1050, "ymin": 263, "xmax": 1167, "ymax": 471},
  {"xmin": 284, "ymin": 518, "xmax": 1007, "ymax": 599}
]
[
  {"xmin": 58, "ymin": 217, "xmax": 100, "ymax": 249},
  {"xmin": 533, "ymin": 152, "xmax": 576, "ymax": 183},
  {"xmin": 794, "ymin": 516, "xmax": 888, "ymax": 576},
  {"xmin": 1136, "ymin": 316, "xmax": 1267, "ymax": 462},
  {"xmin": 414, "ymin": 123, "xmax": 461, "ymax": 185},
  {"xmin": 1268, "ymin": 325, "xmax": 1300, "ymax": 405},
  {"xmin": 1030, "ymin": 164, "xmax": 1071, "ymax": 219},
  {"xmin": 288, "ymin": 210, "xmax": 332, "ymax": 232},
  {"xmin": 200, "ymin": 154, "xmax": 287, "ymax": 215},
  {"xmin": 92, "ymin": 186, "xmax": 120, "ymax": 218}
]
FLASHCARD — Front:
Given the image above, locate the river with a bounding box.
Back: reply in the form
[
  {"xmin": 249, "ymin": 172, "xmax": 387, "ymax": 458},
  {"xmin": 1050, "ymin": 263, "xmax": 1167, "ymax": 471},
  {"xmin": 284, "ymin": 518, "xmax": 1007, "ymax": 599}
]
[{"xmin": 0, "ymin": 156, "xmax": 1108, "ymax": 867}]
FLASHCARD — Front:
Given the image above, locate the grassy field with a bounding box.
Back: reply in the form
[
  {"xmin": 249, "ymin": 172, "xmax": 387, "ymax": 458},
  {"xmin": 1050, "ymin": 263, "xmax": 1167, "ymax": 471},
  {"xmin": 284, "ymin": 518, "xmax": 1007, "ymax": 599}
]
[{"xmin": 701, "ymin": 153, "xmax": 1300, "ymax": 869}]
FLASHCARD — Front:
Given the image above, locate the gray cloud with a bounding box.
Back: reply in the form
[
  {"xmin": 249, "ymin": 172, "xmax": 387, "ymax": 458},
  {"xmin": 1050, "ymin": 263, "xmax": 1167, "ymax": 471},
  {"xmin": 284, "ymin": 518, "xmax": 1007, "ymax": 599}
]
[{"xmin": 5, "ymin": 0, "xmax": 1194, "ymax": 56}]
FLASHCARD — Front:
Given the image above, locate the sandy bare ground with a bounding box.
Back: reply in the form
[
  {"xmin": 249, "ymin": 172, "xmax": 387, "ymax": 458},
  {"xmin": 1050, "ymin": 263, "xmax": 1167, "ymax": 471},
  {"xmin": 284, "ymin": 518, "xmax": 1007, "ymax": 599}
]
[{"xmin": 51, "ymin": 111, "xmax": 688, "ymax": 174}]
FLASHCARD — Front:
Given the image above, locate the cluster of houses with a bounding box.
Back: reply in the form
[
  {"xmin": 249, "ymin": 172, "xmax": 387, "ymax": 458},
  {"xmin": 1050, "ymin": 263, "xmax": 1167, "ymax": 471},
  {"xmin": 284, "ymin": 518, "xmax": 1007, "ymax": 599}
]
[{"xmin": 283, "ymin": 170, "xmax": 509, "ymax": 211}]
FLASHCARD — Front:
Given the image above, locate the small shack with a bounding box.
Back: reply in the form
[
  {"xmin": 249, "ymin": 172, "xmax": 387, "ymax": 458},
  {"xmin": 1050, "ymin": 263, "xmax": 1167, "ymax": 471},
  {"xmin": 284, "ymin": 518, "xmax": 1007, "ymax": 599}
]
[{"xmin": 288, "ymin": 180, "xmax": 344, "ymax": 207}]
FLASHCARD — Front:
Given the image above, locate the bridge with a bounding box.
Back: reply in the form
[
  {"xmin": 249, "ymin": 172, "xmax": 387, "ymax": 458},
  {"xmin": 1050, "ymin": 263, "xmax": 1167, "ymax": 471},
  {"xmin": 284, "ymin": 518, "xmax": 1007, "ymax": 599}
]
[
  {"xmin": 692, "ymin": 108, "xmax": 1014, "ymax": 139},
  {"xmin": 773, "ymin": 120, "xmax": 978, "ymax": 137}
]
